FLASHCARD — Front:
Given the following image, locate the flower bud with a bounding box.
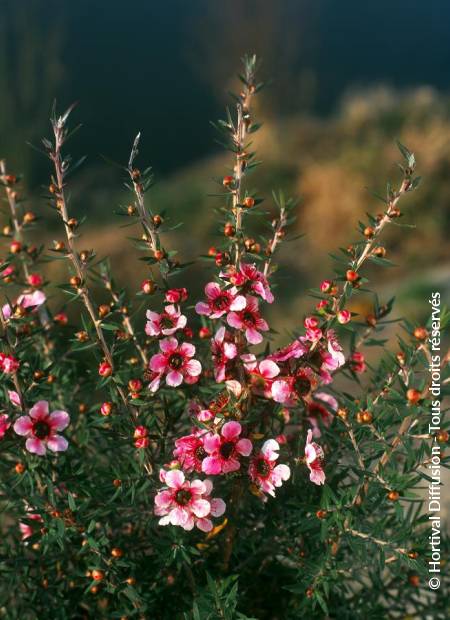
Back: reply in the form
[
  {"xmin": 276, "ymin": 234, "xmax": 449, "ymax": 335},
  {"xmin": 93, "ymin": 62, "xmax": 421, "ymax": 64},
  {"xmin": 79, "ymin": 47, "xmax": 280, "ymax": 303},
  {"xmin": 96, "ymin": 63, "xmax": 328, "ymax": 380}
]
[
  {"xmin": 406, "ymin": 388, "xmax": 421, "ymax": 404},
  {"xmin": 346, "ymin": 270, "xmax": 359, "ymax": 283},
  {"xmin": 100, "ymin": 402, "xmax": 113, "ymax": 416},
  {"xmin": 337, "ymin": 310, "xmax": 351, "ymax": 324},
  {"xmin": 243, "ymin": 196, "xmax": 255, "ymax": 208},
  {"xmin": 413, "ymin": 327, "xmax": 427, "ymax": 341},
  {"xmin": 222, "ymin": 175, "xmax": 233, "ymax": 187},
  {"xmin": 98, "ymin": 361, "xmax": 112, "ymax": 377}
]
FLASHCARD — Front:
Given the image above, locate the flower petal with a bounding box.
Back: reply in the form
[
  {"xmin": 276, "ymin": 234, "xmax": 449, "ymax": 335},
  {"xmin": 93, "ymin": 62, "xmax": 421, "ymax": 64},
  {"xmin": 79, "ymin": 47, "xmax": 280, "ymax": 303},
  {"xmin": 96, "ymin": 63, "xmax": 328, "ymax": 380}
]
[
  {"xmin": 13, "ymin": 416, "xmax": 33, "ymax": 436},
  {"xmin": 210, "ymin": 497, "xmax": 226, "ymax": 517},
  {"xmin": 47, "ymin": 435, "xmax": 69, "ymax": 452},
  {"xmin": 49, "ymin": 410, "xmax": 70, "ymax": 431},
  {"xmin": 29, "ymin": 400, "xmax": 49, "ymax": 420},
  {"xmin": 25, "ymin": 437, "xmax": 46, "ymax": 455},
  {"xmin": 221, "ymin": 421, "xmax": 241, "ymax": 440},
  {"xmin": 236, "ymin": 438, "xmax": 253, "ymax": 456},
  {"xmin": 165, "ymin": 470, "xmax": 185, "ymax": 489}
]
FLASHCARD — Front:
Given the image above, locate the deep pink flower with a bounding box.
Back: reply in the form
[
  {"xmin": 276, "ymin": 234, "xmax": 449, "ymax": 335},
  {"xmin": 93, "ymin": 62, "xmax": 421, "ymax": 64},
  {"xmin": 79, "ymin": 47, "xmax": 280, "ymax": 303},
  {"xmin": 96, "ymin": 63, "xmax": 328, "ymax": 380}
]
[
  {"xmin": 337, "ymin": 310, "xmax": 351, "ymax": 324},
  {"xmin": 223, "ymin": 263, "xmax": 274, "ymax": 303},
  {"xmin": 0, "ymin": 353, "xmax": 19, "ymax": 374},
  {"xmin": 227, "ymin": 296, "xmax": 269, "ymax": 345},
  {"xmin": 13, "ymin": 400, "xmax": 69, "ymax": 456},
  {"xmin": 0, "ymin": 414, "xmax": 10, "ymax": 439},
  {"xmin": 269, "ymin": 339, "xmax": 308, "ymax": 363},
  {"xmin": 248, "ymin": 439, "xmax": 290, "ymax": 497},
  {"xmin": 320, "ymin": 280, "xmax": 333, "ymax": 293},
  {"xmin": 19, "ymin": 513, "xmax": 43, "ymax": 540},
  {"xmin": 154, "ymin": 470, "xmax": 225, "ymax": 531},
  {"xmin": 350, "ymin": 351, "xmax": 367, "ymax": 373},
  {"xmin": 211, "ymin": 327, "xmax": 237, "ymax": 382},
  {"xmin": 165, "ymin": 288, "xmax": 188, "ymax": 303},
  {"xmin": 173, "ymin": 431, "xmax": 208, "ymax": 473},
  {"xmin": 202, "ymin": 421, "xmax": 252, "ymax": 475},
  {"xmin": 27, "ymin": 273, "xmax": 43, "ymax": 287},
  {"xmin": 145, "ymin": 304, "xmax": 187, "ymax": 337},
  {"xmin": 305, "ymin": 429, "xmax": 325, "ymax": 485},
  {"xmin": 149, "ymin": 337, "xmax": 202, "ymax": 391},
  {"xmin": 244, "ymin": 357, "xmax": 280, "ymax": 399},
  {"xmin": 195, "ymin": 282, "xmax": 246, "ymax": 319}
]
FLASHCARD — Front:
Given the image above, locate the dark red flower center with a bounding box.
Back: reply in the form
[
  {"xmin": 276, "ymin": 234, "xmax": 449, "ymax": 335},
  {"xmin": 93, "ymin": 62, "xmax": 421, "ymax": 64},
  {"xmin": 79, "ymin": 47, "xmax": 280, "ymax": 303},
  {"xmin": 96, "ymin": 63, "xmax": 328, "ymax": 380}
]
[
  {"xmin": 294, "ymin": 375, "xmax": 311, "ymax": 396},
  {"xmin": 220, "ymin": 441, "xmax": 235, "ymax": 459},
  {"xmin": 161, "ymin": 315, "xmax": 175, "ymax": 329},
  {"xmin": 255, "ymin": 458, "xmax": 271, "ymax": 477},
  {"xmin": 242, "ymin": 312, "xmax": 256, "ymax": 325},
  {"xmin": 194, "ymin": 446, "xmax": 207, "ymax": 461},
  {"xmin": 212, "ymin": 294, "xmax": 230, "ymax": 311},
  {"xmin": 169, "ymin": 353, "xmax": 184, "ymax": 369},
  {"xmin": 175, "ymin": 489, "xmax": 192, "ymax": 506},
  {"xmin": 33, "ymin": 420, "xmax": 50, "ymax": 439}
]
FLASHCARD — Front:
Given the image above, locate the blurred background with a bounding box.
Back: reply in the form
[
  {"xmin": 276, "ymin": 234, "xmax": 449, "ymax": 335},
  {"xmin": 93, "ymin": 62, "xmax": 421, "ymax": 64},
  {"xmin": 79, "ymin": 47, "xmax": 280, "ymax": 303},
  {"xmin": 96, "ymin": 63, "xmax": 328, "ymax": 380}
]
[{"xmin": 1, "ymin": 0, "xmax": 449, "ymax": 333}]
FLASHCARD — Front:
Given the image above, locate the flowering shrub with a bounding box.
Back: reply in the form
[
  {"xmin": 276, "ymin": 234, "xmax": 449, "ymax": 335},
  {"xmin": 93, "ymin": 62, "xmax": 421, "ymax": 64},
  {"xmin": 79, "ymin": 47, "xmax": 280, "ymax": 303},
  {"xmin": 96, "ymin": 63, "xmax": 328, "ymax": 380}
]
[{"xmin": 0, "ymin": 56, "xmax": 448, "ymax": 618}]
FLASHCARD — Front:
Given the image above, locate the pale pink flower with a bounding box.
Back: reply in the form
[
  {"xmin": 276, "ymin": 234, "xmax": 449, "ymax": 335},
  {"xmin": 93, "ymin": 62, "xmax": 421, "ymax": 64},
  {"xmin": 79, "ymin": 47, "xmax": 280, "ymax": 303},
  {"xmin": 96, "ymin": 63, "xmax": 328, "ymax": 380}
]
[
  {"xmin": 202, "ymin": 421, "xmax": 252, "ymax": 475},
  {"xmin": 195, "ymin": 282, "xmax": 246, "ymax": 319},
  {"xmin": 305, "ymin": 429, "xmax": 325, "ymax": 485},
  {"xmin": 227, "ymin": 296, "xmax": 269, "ymax": 345},
  {"xmin": 13, "ymin": 400, "xmax": 70, "ymax": 456},
  {"xmin": 248, "ymin": 439, "xmax": 290, "ymax": 497},
  {"xmin": 2, "ymin": 290, "xmax": 46, "ymax": 319},
  {"xmin": 154, "ymin": 470, "xmax": 225, "ymax": 531},
  {"xmin": 8, "ymin": 390, "xmax": 21, "ymax": 407},
  {"xmin": 0, "ymin": 414, "xmax": 10, "ymax": 439},
  {"xmin": 145, "ymin": 304, "xmax": 187, "ymax": 337},
  {"xmin": 211, "ymin": 326, "xmax": 237, "ymax": 382},
  {"xmin": 149, "ymin": 337, "xmax": 202, "ymax": 392},
  {"xmin": 225, "ymin": 379, "xmax": 243, "ymax": 398}
]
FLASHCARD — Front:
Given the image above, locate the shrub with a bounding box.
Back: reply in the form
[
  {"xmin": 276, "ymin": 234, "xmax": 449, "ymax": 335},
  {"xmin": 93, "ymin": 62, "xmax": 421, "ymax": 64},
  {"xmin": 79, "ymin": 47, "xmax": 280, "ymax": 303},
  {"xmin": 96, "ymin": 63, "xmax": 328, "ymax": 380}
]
[{"xmin": 0, "ymin": 55, "xmax": 448, "ymax": 619}]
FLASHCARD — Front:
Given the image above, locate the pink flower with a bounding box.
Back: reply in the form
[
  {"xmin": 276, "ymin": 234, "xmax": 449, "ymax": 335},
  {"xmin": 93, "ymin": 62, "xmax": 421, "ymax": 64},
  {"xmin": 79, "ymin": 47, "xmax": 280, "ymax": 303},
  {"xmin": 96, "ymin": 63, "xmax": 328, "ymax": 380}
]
[
  {"xmin": 304, "ymin": 316, "xmax": 319, "ymax": 329},
  {"xmin": 350, "ymin": 351, "xmax": 367, "ymax": 373},
  {"xmin": 308, "ymin": 392, "xmax": 338, "ymax": 437},
  {"xmin": 0, "ymin": 353, "xmax": 19, "ymax": 374},
  {"xmin": 13, "ymin": 400, "xmax": 70, "ymax": 456},
  {"xmin": 305, "ymin": 327, "xmax": 323, "ymax": 342},
  {"xmin": 0, "ymin": 414, "xmax": 10, "ymax": 439},
  {"xmin": 245, "ymin": 358, "xmax": 280, "ymax": 399},
  {"xmin": 173, "ymin": 431, "xmax": 208, "ymax": 473},
  {"xmin": 269, "ymin": 339, "xmax": 308, "ymax": 363},
  {"xmin": 224, "ymin": 263, "xmax": 274, "ymax": 303},
  {"xmin": 211, "ymin": 327, "xmax": 237, "ymax": 382},
  {"xmin": 320, "ymin": 330, "xmax": 346, "ymax": 381},
  {"xmin": 248, "ymin": 439, "xmax": 290, "ymax": 497},
  {"xmin": 202, "ymin": 421, "xmax": 253, "ymax": 475},
  {"xmin": 19, "ymin": 513, "xmax": 43, "ymax": 540},
  {"xmin": 145, "ymin": 304, "xmax": 187, "ymax": 337},
  {"xmin": 337, "ymin": 310, "xmax": 351, "ymax": 324},
  {"xmin": 149, "ymin": 337, "xmax": 202, "ymax": 391},
  {"xmin": 305, "ymin": 429, "xmax": 325, "ymax": 485},
  {"xmin": 320, "ymin": 280, "xmax": 333, "ymax": 293},
  {"xmin": 2, "ymin": 290, "xmax": 46, "ymax": 319},
  {"xmin": 154, "ymin": 470, "xmax": 225, "ymax": 531},
  {"xmin": 8, "ymin": 390, "xmax": 21, "ymax": 407},
  {"xmin": 165, "ymin": 288, "xmax": 188, "ymax": 303},
  {"xmin": 227, "ymin": 296, "xmax": 269, "ymax": 345},
  {"xmin": 271, "ymin": 368, "xmax": 317, "ymax": 405},
  {"xmin": 195, "ymin": 282, "xmax": 246, "ymax": 319}
]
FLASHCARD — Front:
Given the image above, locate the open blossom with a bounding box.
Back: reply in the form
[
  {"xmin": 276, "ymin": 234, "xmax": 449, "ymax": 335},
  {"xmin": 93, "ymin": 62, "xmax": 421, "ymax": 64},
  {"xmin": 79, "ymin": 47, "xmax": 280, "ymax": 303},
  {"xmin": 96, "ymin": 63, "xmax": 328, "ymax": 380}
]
[
  {"xmin": 149, "ymin": 337, "xmax": 201, "ymax": 391},
  {"xmin": 248, "ymin": 439, "xmax": 290, "ymax": 497},
  {"xmin": 269, "ymin": 339, "xmax": 308, "ymax": 363},
  {"xmin": 173, "ymin": 431, "xmax": 208, "ymax": 473},
  {"xmin": 222, "ymin": 263, "xmax": 274, "ymax": 303},
  {"xmin": 2, "ymin": 290, "xmax": 46, "ymax": 319},
  {"xmin": 145, "ymin": 304, "xmax": 187, "ymax": 337},
  {"xmin": 319, "ymin": 330, "xmax": 346, "ymax": 383},
  {"xmin": 13, "ymin": 400, "xmax": 70, "ymax": 456},
  {"xmin": 271, "ymin": 367, "xmax": 317, "ymax": 405},
  {"xmin": 243, "ymin": 357, "xmax": 280, "ymax": 399},
  {"xmin": 202, "ymin": 421, "xmax": 253, "ymax": 475},
  {"xmin": 0, "ymin": 414, "xmax": 10, "ymax": 439},
  {"xmin": 0, "ymin": 353, "xmax": 20, "ymax": 374},
  {"xmin": 305, "ymin": 429, "xmax": 325, "ymax": 485},
  {"xmin": 227, "ymin": 296, "xmax": 269, "ymax": 345},
  {"xmin": 211, "ymin": 327, "xmax": 237, "ymax": 382},
  {"xmin": 195, "ymin": 282, "xmax": 246, "ymax": 319},
  {"xmin": 154, "ymin": 470, "xmax": 225, "ymax": 532}
]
